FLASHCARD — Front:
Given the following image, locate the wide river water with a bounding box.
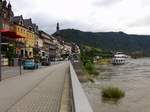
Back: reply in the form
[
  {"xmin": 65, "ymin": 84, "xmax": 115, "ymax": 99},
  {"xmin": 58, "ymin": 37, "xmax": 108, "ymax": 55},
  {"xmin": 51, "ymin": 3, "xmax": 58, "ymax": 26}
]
[{"xmin": 83, "ymin": 58, "xmax": 150, "ymax": 112}]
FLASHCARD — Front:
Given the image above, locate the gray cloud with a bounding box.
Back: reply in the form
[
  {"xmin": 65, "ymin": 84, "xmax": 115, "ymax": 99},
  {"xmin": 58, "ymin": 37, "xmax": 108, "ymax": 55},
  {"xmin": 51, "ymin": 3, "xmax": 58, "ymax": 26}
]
[
  {"xmin": 14, "ymin": 10, "xmax": 128, "ymax": 35},
  {"xmin": 11, "ymin": 0, "xmax": 32, "ymax": 15},
  {"xmin": 93, "ymin": 0, "xmax": 123, "ymax": 7},
  {"xmin": 9, "ymin": 0, "xmax": 150, "ymax": 35},
  {"xmin": 128, "ymin": 16, "xmax": 150, "ymax": 27},
  {"xmin": 30, "ymin": 15, "xmax": 59, "ymax": 34},
  {"xmin": 30, "ymin": 13, "xmax": 84, "ymax": 34}
]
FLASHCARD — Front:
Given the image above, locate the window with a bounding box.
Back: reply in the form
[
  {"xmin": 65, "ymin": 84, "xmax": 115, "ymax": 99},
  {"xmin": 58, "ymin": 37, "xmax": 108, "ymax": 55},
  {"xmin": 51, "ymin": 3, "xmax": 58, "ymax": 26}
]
[
  {"xmin": 25, "ymin": 50, "xmax": 28, "ymax": 57},
  {"xmin": 29, "ymin": 52, "xmax": 32, "ymax": 56},
  {"xmin": 4, "ymin": 14, "xmax": 7, "ymax": 18},
  {"xmin": 42, "ymin": 52, "xmax": 45, "ymax": 56},
  {"xmin": 28, "ymin": 26, "xmax": 32, "ymax": 31},
  {"xmin": 21, "ymin": 50, "xmax": 24, "ymax": 55}
]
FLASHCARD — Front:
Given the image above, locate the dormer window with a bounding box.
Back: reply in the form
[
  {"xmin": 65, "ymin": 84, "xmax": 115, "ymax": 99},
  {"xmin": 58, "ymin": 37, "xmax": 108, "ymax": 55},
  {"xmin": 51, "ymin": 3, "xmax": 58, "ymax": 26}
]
[{"xmin": 28, "ymin": 26, "xmax": 32, "ymax": 31}]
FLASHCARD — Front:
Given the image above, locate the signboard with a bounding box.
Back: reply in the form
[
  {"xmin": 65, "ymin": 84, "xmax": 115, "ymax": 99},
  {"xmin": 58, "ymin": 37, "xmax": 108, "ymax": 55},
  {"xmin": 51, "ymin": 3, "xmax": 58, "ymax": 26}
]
[{"xmin": 0, "ymin": 19, "xmax": 10, "ymax": 32}]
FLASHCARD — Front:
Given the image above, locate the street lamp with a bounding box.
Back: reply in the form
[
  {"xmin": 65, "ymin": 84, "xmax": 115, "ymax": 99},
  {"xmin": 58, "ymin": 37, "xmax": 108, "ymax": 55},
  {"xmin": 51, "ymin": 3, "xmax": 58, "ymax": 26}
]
[
  {"xmin": 0, "ymin": 3, "xmax": 3, "ymax": 81},
  {"xmin": 19, "ymin": 54, "xmax": 22, "ymax": 75},
  {"xmin": 0, "ymin": 30, "xmax": 1, "ymax": 81}
]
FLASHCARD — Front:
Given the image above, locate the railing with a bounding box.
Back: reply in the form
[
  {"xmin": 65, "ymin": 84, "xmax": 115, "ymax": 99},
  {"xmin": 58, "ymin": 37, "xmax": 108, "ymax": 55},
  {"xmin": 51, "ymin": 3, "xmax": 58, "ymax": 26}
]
[{"xmin": 69, "ymin": 63, "xmax": 93, "ymax": 112}]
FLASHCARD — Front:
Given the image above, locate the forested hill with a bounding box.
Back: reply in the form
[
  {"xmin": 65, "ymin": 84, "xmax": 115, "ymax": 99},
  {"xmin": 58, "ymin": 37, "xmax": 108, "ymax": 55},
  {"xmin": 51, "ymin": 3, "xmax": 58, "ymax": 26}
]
[{"xmin": 53, "ymin": 29, "xmax": 150, "ymax": 56}]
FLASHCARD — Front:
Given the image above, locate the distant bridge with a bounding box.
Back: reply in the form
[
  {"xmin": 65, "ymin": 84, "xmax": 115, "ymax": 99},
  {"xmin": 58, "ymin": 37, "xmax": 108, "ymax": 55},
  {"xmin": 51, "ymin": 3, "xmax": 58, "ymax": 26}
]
[{"xmin": 0, "ymin": 61, "xmax": 93, "ymax": 112}]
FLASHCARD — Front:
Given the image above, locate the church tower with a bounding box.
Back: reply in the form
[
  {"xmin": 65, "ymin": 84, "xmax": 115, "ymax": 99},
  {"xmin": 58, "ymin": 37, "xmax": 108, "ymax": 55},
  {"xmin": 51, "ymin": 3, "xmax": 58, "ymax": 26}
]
[
  {"xmin": 55, "ymin": 22, "xmax": 64, "ymax": 44},
  {"xmin": 56, "ymin": 22, "xmax": 60, "ymax": 33},
  {"xmin": 8, "ymin": 2, "xmax": 12, "ymax": 10},
  {"xmin": 2, "ymin": 0, "xmax": 7, "ymax": 8}
]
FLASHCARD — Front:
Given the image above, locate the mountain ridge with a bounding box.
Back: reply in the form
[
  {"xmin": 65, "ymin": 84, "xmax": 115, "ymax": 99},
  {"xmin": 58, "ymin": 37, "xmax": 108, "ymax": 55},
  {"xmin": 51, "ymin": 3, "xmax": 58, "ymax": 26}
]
[{"xmin": 53, "ymin": 29, "xmax": 150, "ymax": 56}]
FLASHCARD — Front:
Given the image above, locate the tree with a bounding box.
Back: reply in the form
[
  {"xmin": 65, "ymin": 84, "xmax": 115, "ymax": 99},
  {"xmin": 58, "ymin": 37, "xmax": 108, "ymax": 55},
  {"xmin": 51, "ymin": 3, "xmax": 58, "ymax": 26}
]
[{"xmin": 6, "ymin": 43, "xmax": 16, "ymax": 66}]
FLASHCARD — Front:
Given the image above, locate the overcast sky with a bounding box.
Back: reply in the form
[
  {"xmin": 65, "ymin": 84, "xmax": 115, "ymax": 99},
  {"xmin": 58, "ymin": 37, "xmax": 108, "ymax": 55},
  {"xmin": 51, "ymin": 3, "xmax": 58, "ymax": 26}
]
[{"xmin": 9, "ymin": 0, "xmax": 150, "ymax": 35}]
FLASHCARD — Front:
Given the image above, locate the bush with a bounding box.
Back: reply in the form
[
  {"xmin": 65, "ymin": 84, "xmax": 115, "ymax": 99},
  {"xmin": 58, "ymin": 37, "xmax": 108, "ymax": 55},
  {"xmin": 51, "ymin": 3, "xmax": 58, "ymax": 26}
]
[
  {"xmin": 101, "ymin": 86, "xmax": 125, "ymax": 100},
  {"xmin": 85, "ymin": 61, "xmax": 95, "ymax": 73}
]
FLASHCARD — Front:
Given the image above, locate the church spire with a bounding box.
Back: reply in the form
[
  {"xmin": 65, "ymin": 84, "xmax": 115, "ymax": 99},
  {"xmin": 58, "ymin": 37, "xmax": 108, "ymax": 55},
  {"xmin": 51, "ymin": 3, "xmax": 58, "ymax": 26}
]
[
  {"xmin": 56, "ymin": 22, "xmax": 60, "ymax": 32},
  {"xmin": 8, "ymin": 2, "xmax": 11, "ymax": 8}
]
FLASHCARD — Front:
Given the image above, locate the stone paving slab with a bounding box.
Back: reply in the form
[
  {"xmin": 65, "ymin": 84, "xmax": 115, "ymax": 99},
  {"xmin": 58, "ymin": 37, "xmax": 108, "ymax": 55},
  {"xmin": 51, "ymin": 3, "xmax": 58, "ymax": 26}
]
[
  {"xmin": 0, "ymin": 62, "xmax": 68, "ymax": 112},
  {"xmin": 8, "ymin": 62, "xmax": 69, "ymax": 112}
]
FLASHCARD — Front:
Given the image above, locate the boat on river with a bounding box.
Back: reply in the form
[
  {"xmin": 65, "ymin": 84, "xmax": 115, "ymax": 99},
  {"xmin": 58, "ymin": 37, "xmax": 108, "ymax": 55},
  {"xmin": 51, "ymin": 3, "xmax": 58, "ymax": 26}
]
[{"xmin": 112, "ymin": 52, "xmax": 129, "ymax": 65}]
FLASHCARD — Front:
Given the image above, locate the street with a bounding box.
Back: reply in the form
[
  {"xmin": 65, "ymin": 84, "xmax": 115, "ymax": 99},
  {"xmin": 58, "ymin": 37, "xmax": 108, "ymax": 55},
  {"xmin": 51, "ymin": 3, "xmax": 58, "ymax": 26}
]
[
  {"xmin": 1, "ymin": 61, "xmax": 64, "ymax": 80},
  {"xmin": 0, "ymin": 62, "xmax": 69, "ymax": 112},
  {"xmin": 2, "ymin": 66, "xmax": 45, "ymax": 80},
  {"xmin": 1, "ymin": 66, "xmax": 44, "ymax": 80}
]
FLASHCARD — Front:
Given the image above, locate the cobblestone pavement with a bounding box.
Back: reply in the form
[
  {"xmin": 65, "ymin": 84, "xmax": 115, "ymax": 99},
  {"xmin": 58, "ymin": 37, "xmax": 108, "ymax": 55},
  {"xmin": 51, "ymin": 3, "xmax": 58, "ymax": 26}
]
[{"xmin": 0, "ymin": 62, "xmax": 69, "ymax": 112}]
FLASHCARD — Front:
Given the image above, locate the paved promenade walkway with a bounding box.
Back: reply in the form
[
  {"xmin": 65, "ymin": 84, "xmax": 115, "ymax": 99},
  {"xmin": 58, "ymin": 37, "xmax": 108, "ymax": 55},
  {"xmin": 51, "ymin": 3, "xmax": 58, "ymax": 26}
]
[{"xmin": 0, "ymin": 62, "xmax": 69, "ymax": 112}]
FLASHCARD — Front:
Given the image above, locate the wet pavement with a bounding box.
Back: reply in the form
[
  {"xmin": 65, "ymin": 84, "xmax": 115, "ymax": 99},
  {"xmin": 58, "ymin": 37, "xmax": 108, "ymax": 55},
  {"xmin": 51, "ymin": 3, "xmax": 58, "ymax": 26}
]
[{"xmin": 83, "ymin": 58, "xmax": 150, "ymax": 112}]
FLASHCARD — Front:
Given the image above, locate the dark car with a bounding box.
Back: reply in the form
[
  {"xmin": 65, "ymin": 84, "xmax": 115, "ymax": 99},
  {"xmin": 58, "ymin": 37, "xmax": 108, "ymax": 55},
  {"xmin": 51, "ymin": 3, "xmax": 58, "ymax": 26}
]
[
  {"xmin": 23, "ymin": 60, "xmax": 39, "ymax": 70},
  {"xmin": 41, "ymin": 59, "xmax": 50, "ymax": 66}
]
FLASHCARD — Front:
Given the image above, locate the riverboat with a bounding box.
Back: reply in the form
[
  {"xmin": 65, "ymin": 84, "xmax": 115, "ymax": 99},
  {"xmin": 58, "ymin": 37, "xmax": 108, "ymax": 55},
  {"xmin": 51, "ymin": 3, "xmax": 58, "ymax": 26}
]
[{"xmin": 112, "ymin": 52, "xmax": 129, "ymax": 65}]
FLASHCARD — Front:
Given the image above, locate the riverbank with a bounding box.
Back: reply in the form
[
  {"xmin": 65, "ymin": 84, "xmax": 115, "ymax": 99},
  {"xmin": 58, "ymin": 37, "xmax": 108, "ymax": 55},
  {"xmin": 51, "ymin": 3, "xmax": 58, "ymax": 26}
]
[
  {"xmin": 72, "ymin": 59, "xmax": 111, "ymax": 82},
  {"xmin": 73, "ymin": 60, "xmax": 101, "ymax": 83},
  {"xmin": 95, "ymin": 58, "xmax": 112, "ymax": 65},
  {"xmin": 72, "ymin": 61, "xmax": 89, "ymax": 82}
]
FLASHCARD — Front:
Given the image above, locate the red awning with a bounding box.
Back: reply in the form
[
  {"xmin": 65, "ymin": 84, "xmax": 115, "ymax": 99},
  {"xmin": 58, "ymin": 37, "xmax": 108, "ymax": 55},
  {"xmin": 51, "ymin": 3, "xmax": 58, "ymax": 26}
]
[
  {"xmin": 0, "ymin": 29, "xmax": 10, "ymax": 32},
  {"xmin": 1, "ymin": 31, "xmax": 24, "ymax": 39}
]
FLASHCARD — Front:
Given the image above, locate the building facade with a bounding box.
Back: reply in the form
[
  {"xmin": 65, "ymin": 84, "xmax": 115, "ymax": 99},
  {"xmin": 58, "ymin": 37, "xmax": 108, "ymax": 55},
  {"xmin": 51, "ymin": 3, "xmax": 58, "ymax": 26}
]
[
  {"xmin": 12, "ymin": 16, "xmax": 37, "ymax": 58},
  {"xmin": 0, "ymin": 0, "xmax": 14, "ymax": 31},
  {"xmin": 39, "ymin": 31, "xmax": 52, "ymax": 59}
]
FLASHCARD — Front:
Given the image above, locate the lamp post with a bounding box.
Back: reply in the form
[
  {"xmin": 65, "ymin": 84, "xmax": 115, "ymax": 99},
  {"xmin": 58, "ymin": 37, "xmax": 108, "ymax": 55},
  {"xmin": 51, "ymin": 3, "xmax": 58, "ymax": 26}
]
[
  {"xmin": 0, "ymin": 3, "xmax": 2, "ymax": 81},
  {"xmin": 19, "ymin": 54, "xmax": 22, "ymax": 75},
  {"xmin": 37, "ymin": 40, "xmax": 40, "ymax": 64},
  {"xmin": 0, "ymin": 32, "xmax": 1, "ymax": 81}
]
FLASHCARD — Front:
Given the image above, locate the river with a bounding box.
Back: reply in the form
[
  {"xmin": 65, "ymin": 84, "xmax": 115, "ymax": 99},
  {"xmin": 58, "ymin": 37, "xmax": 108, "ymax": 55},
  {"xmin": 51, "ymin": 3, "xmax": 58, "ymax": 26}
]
[{"xmin": 83, "ymin": 58, "xmax": 150, "ymax": 112}]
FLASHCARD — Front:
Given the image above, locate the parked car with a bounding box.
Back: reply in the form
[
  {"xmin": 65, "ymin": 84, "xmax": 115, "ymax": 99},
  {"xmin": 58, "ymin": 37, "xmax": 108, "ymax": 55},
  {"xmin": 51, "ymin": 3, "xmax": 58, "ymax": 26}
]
[
  {"xmin": 23, "ymin": 59, "xmax": 39, "ymax": 70},
  {"xmin": 41, "ymin": 58, "xmax": 50, "ymax": 66}
]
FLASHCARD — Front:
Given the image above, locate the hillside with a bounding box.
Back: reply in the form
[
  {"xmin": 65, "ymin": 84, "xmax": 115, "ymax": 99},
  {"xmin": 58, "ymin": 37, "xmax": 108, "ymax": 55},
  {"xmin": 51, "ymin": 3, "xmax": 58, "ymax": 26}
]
[{"xmin": 53, "ymin": 29, "xmax": 150, "ymax": 56}]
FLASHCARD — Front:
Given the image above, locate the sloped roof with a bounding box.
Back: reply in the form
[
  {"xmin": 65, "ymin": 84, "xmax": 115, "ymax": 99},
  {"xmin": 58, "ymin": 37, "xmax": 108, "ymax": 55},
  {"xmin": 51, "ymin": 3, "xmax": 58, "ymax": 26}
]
[
  {"xmin": 32, "ymin": 23, "xmax": 38, "ymax": 29},
  {"xmin": 12, "ymin": 15, "xmax": 23, "ymax": 23},
  {"xmin": 23, "ymin": 18, "xmax": 32, "ymax": 27}
]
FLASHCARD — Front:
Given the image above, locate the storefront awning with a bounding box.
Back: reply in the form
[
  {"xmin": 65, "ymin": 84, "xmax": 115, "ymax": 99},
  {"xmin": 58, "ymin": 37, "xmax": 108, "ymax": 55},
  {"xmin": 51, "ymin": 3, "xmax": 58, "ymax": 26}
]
[
  {"xmin": 0, "ymin": 19, "xmax": 24, "ymax": 39},
  {"xmin": 1, "ymin": 31, "xmax": 24, "ymax": 39}
]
